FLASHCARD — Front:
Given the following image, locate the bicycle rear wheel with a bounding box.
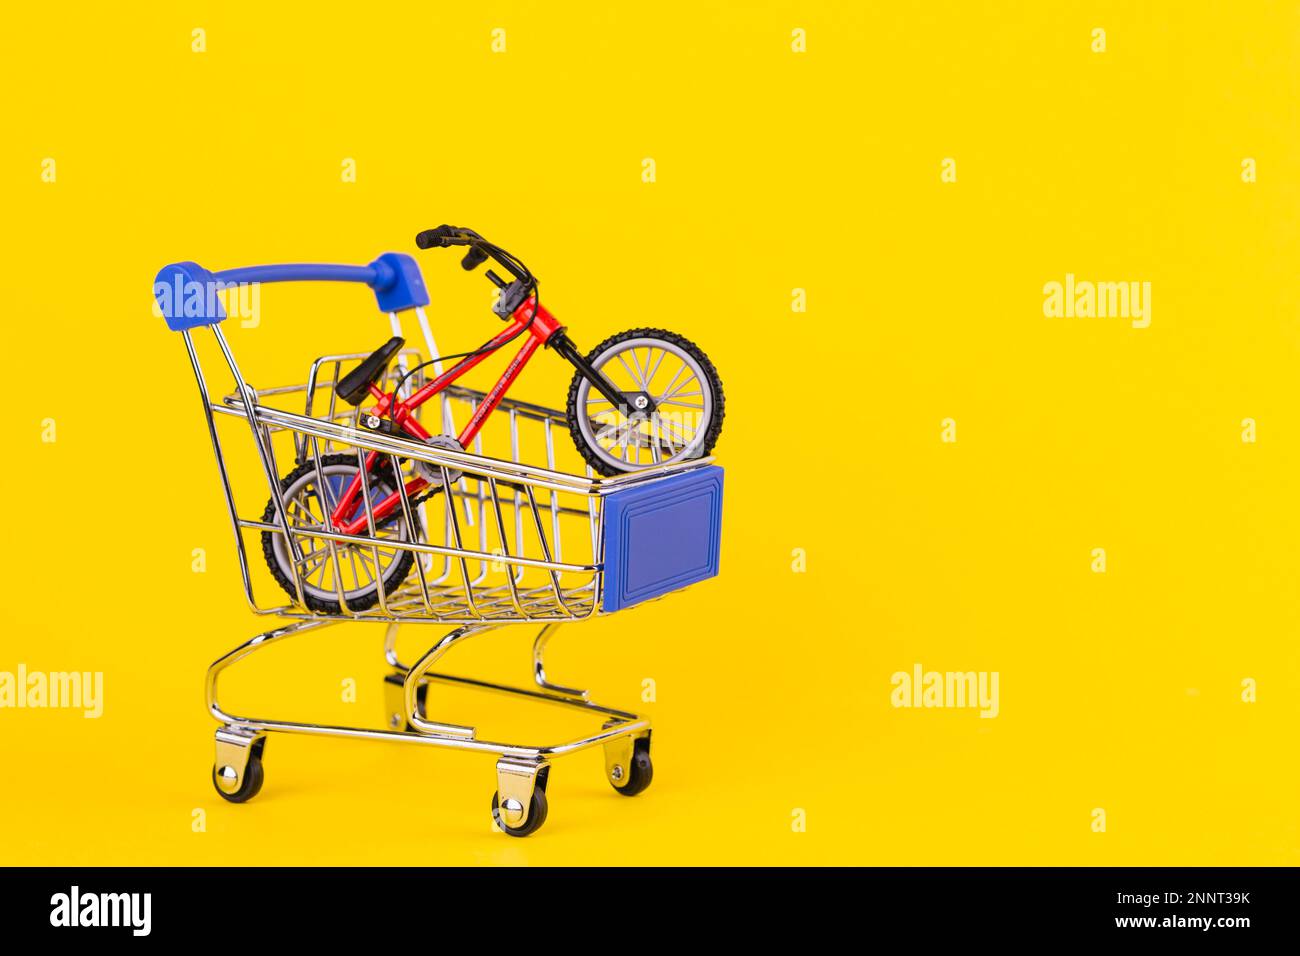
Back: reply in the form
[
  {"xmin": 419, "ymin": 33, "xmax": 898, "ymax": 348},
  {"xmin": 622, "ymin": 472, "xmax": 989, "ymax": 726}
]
[{"xmin": 260, "ymin": 453, "xmax": 417, "ymax": 613}]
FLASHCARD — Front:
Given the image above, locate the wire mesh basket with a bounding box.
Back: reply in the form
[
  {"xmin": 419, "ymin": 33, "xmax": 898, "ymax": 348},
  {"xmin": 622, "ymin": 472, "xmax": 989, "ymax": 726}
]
[{"xmin": 199, "ymin": 342, "xmax": 719, "ymax": 623}]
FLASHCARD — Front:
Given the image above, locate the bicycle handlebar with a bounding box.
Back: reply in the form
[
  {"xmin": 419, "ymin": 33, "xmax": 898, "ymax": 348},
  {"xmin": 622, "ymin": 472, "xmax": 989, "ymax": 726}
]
[
  {"xmin": 415, "ymin": 225, "xmax": 533, "ymax": 289},
  {"xmin": 415, "ymin": 225, "xmax": 480, "ymax": 249}
]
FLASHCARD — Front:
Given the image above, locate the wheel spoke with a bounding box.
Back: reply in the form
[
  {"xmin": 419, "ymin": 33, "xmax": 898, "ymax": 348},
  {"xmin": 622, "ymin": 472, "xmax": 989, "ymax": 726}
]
[
  {"xmin": 628, "ymin": 348, "xmax": 650, "ymax": 391},
  {"xmin": 315, "ymin": 550, "xmax": 335, "ymax": 588},
  {"xmin": 302, "ymin": 491, "xmax": 324, "ymax": 524},
  {"xmin": 615, "ymin": 352, "xmax": 642, "ymax": 391},
  {"xmin": 353, "ymin": 550, "xmax": 375, "ymax": 585},
  {"xmin": 656, "ymin": 363, "xmax": 688, "ymax": 405},
  {"xmin": 653, "ymin": 415, "xmax": 683, "ymax": 451},
  {"xmin": 659, "ymin": 370, "xmax": 700, "ymax": 404},
  {"xmin": 344, "ymin": 549, "xmax": 359, "ymax": 588},
  {"xmin": 657, "ymin": 417, "xmax": 694, "ymax": 445},
  {"xmin": 298, "ymin": 547, "xmax": 331, "ymax": 575},
  {"xmin": 357, "ymin": 548, "xmax": 383, "ymax": 575},
  {"xmin": 320, "ymin": 476, "xmax": 343, "ymax": 512},
  {"xmin": 645, "ymin": 348, "xmax": 667, "ymax": 390}
]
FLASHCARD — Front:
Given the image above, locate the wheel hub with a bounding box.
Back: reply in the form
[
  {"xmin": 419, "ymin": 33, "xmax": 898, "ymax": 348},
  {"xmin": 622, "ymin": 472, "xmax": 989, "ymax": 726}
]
[
  {"xmin": 623, "ymin": 391, "xmax": 656, "ymax": 416},
  {"xmin": 500, "ymin": 797, "xmax": 526, "ymax": 826}
]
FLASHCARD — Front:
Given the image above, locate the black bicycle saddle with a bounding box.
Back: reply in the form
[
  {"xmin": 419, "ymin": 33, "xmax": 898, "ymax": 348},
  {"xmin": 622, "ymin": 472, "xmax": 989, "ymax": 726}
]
[{"xmin": 337, "ymin": 336, "xmax": 405, "ymax": 406}]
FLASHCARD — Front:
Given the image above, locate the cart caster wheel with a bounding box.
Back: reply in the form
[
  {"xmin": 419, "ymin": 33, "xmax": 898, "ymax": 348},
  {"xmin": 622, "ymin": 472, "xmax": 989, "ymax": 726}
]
[
  {"xmin": 212, "ymin": 753, "xmax": 264, "ymax": 804},
  {"xmin": 609, "ymin": 738, "xmax": 653, "ymax": 797},
  {"xmin": 491, "ymin": 787, "xmax": 548, "ymax": 837}
]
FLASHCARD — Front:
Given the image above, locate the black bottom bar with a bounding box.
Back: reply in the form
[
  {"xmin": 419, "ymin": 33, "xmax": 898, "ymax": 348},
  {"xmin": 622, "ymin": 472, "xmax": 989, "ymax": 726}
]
[{"xmin": 0, "ymin": 866, "xmax": 1287, "ymax": 941}]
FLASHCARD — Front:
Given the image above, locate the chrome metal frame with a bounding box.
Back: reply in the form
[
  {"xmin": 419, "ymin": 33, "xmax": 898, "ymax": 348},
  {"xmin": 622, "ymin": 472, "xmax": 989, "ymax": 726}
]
[{"xmin": 186, "ymin": 314, "xmax": 706, "ymax": 832}]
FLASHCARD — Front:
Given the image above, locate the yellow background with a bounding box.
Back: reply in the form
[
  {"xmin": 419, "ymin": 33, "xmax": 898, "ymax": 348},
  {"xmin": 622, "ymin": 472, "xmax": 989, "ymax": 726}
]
[{"xmin": 2, "ymin": 2, "xmax": 1298, "ymax": 865}]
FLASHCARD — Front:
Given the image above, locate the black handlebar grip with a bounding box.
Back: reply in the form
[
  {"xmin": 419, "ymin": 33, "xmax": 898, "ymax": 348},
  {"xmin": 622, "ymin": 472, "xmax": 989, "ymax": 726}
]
[
  {"xmin": 415, "ymin": 225, "xmax": 457, "ymax": 249},
  {"xmin": 461, "ymin": 247, "xmax": 489, "ymax": 271}
]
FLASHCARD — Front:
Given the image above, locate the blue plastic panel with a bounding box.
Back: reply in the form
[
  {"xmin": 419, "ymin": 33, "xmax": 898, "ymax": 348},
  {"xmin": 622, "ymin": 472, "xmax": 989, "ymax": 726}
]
[{"xmin": 600, "ymin": 466, "xmax": 724, "ymax": 613}]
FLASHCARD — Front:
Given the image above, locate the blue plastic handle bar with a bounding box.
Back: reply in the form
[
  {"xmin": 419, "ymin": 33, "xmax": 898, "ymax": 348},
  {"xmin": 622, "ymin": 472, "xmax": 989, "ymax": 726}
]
[
  {"xmin": 153, "ymin": 252, "xmax": 430, "ymax": 331},
  {"xmin": 211, "ymin": 263, "xmax": 386, "ymax": 287}
]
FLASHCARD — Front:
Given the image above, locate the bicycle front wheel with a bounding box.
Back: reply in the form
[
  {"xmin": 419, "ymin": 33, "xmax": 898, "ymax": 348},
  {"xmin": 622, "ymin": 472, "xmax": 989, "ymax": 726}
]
[{"xmin": 565, "ymin": 327, "xmax": 725, "ymax": 476}]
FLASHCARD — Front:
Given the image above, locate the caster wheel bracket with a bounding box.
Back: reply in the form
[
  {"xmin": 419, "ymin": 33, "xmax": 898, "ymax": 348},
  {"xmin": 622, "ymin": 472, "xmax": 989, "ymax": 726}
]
[
  {"xmin": 602, "ymin": 724, "xmax": 653, "ymax": 796},
  {"xmin": 214, "ymin": 727, "xmax": 264, "ymax": 795},
  {"xmin": 493, "ymin": 757, "xmax": 549, "ymax": 834},
  {"xmin": 213, "ymin": 727, "xmax": 266, "ymax": 803}
]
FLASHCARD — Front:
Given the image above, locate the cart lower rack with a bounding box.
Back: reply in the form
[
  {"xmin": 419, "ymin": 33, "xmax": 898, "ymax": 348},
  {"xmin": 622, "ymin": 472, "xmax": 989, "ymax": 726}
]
[{"xmin": 159, "ymin": 254, "xmax": 724, "ymax": 836}]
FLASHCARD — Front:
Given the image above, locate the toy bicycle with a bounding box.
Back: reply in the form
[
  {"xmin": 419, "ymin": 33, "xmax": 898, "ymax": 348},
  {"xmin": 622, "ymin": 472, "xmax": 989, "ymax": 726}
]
[{"xmin": 261, "ymin": 225, "xmax": 725, "ymax": 613}]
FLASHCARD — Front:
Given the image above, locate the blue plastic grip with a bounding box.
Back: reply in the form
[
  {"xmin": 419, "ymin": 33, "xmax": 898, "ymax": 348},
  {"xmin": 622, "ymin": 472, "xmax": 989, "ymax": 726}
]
[
  {"xmin": 369, "ymin": 253, "xmax": 431, "ymax": 314},
  {"xmin": 154, "ymin": 261, "xmax": 222, "ymax": 331},
  {"xmin": 154, "ymin": 252, "xmax": 431, "ymax": 331},
  {"xmin": 600, "ymin": 466, "xmax": 724, "ymax": 613}
]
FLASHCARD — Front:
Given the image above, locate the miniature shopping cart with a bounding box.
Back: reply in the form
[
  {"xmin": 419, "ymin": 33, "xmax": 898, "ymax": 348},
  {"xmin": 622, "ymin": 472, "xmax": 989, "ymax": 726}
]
[{"xmin": 155, "ymin": 253, "xmax": 724, "ymax": 836}]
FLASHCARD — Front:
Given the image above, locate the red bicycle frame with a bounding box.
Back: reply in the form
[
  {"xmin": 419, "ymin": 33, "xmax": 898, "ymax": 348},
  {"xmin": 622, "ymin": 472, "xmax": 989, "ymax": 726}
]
[{"xmin": 329, "ymin": 296, "xmax": 562, "ymax": 536}]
